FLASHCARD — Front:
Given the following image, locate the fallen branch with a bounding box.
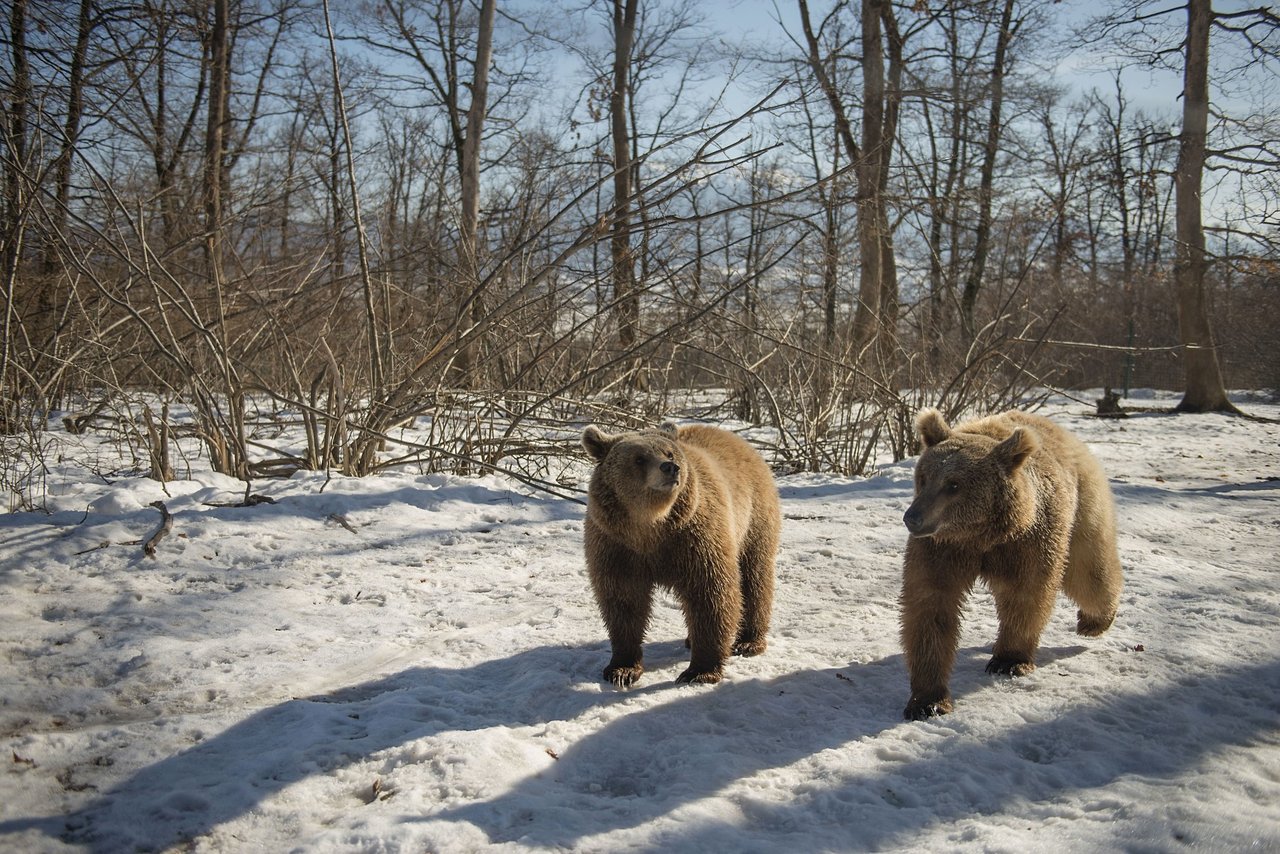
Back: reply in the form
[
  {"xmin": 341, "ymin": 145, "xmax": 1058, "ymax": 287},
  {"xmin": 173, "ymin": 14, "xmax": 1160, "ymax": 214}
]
[
  {"xmin": 203, "ymin": 494, "xmax": 276, "ymax": 508},
  {"xmin": 143, "ymin": 501, "xmax": 172, "ymax": 559},
  {"xmin": 327, "ymin": 512, "xmax": 357, "ymax": 534}
]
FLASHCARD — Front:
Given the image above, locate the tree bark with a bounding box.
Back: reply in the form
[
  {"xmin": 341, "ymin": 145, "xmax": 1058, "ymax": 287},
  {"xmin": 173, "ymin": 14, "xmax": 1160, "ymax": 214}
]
[
  {"xmin": 42, "ymin": 0, "xmax": 93, "ymax": 277},
  {"xmin": 203, "ymin": 0, "xmax": 229, "ymax": 295},
  {"xmin": 1, "ymin": 0, "xmax": 30, "ymax": 429},
  {"xmin": 821, "ymin": 145, "xmax": 840, "ymax": 354},
  {"xmin": 460, "ymin": 0, "xmax": 495, "ymax": 277},
  {"xmin": 1172, "ymin": 0, "xmax": 1238, "ymax": 414},
  {"xmin": 611, "ymin": 0, "xmax": 640, "ymax": 354},
  {"xmin": 852, "ymin": 0, "xmax": 887, "ymax": 353},
  {"xmin": 875, "ymin": 0, "xmax": 902, "ymax": 362},
  {"xmin": 32, "ymin": 0, "xmax": 95, "ymax": 409},
  {"xmin": 959, "ymin": 0, "xmax": 1015, "ymax": 341},
  {"xmin": 2, "ymin": 0, "xmax": 29, "ymax": 298},
  {"xmin": 798, "ymin": 0, "xmax": 900, "ymax": 363},
  {"xmin": 201, "ymin": 0, "xmax": 249, "ymax": 478},
  {"xmin": 456, "ymin": 0, "xmax": 496, "ymax": 385}
]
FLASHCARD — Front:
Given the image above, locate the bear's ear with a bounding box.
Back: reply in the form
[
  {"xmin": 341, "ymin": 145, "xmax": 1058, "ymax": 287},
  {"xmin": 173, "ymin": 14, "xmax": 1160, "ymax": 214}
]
[
  {"xmin": 993, "ymin": 427, "xmax": 1039, "ymax": 472},
  {"xmin": 916, "ymin": 409, "xmax": 951, "ymax": 447},
  {"xmin": 657, "ymin": 422, "xmax": 679, "ymax": 438},
  {"xmin": 582, "ymin": 425, "xmax": 617, "ymax": 462}
]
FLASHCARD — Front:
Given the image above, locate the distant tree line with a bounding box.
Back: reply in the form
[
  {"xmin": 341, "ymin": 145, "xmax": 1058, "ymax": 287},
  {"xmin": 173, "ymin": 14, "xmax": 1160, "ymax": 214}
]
[{"xmin": 1, "ymin": 0, "xmax": 1276, "ymax": 493}]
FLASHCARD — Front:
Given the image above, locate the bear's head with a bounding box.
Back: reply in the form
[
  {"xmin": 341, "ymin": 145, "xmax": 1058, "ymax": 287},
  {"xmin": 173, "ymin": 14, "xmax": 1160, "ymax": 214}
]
[
  {"xmin": 903, "ymin": 409, "xmax": 1039, "ymax": 542},
  {"xmin": 582, "ymin": 423, "xmax": 687, "ymax": 519}
]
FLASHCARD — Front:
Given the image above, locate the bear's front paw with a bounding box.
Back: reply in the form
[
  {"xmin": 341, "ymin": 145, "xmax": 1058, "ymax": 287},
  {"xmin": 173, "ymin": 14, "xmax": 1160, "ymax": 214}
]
[
  {"xmin": 675, "ymin": 666, "xmax": 723, "ymax": 685},
  {"xmin": 732, "ymin": 638, "xmax": 767, "ymax": 657},
  {"xmin": 604, "ymin": 663, "xmax": 644, "ymax": 688},
  {"xmin": 985, "ymin": 656, "xmax": 1036, "ymax": 677},
  {"xmin": 904, "ymin": 694, "xmax": 953, "ymax": 720}
]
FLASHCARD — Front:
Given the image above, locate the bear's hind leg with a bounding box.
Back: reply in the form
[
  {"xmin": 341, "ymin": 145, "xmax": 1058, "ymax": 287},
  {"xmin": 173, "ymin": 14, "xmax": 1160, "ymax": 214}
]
[
  {"xmin": 1063, "ymin": 474, "xmax": 1123, "ymax": 636},
  {"xmin": 1063, "ymin": 537, "xmax": 1122, "ymax": 637}
]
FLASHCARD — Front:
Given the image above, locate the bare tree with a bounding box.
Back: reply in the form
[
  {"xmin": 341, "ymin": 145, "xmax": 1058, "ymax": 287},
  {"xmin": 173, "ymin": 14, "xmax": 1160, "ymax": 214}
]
[
  {"xmin": 609, "ymin": 0, "xmax": 640, "ymax": 361},
  {"xmin": 41, "ymin": 0, "xmax": 93, "ymax": 277},
  {"xmin": 1172, "ymin": 0, "xmax": 1238, "ymax": 413},
  {"xmin": 959, "ymin": 0, "xmax": 1017, "ymax": 341},
  {"xmin": 357, "ymin": 0, "xmax": 512, "ymax": 387},
  {"xmin": 1081, "ymin": 0, "xmax": 1279, "ymax": 410},
  {"xmin": 458, "ymin": 0, "xmax": 496, "ymax": 368},
  {"xmin": 795, "ymin": 84, "xmax": 845, "ymax": 355},
  {"xmin": 1021, "ymin": 85, "xmax": 1093, "ymax": 293},
  {"xmin": 797, "ymin": 0, "xmax": 902, "ymax": 361},
  {"xmin": 5, "ymin": 0, "xmax": 1278, "ymax": 497},
  {"xmin": 1079, "ymin": 74, "xmax": 1179, "ymax": 367},
  {"xmin": 0, "ymin": 0, "xmax": 30, "ymax": 431},
  {"xmin": 893, "ymin": 4, "xmax": 984, "ymax": 366}
]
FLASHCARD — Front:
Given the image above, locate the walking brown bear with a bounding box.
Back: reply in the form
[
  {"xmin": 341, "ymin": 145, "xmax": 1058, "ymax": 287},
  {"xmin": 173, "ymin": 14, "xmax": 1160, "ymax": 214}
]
[
  {"xmin": 581, "ymin": 422, "xmax": 780, "ymax": 688},
  {"xmin": 900, "ymin": 408, "xmax": 1124, "ymax": 719}
]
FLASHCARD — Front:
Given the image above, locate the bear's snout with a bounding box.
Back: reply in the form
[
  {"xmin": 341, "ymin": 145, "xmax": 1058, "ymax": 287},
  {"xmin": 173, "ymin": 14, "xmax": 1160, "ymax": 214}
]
[
  {"xmin": 903, "ymin": 504, "xmax": 933, "ymax": 537},
  {"xmin": 660, "ymin": 460, "xmax": 679, "ymax": 477}
]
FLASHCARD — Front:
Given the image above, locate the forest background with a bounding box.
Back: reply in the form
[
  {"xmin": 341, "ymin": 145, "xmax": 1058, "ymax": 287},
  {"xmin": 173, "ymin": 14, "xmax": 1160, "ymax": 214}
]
[{"xmin": 2, "ymin": 0, "xmax": 1277, "ymax": 509}]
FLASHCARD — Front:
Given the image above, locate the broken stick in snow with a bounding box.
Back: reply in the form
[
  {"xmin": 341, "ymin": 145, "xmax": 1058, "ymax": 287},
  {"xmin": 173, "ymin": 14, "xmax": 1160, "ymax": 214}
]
[{"xmin": 143, "ymin": 501, "xmax": 172, "ymax": 558}]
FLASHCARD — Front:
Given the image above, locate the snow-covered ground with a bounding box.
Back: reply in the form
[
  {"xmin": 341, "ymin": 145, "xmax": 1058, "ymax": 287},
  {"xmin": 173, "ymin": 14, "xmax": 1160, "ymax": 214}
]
[{"xmin": 2, "ymin": 392, "xmax": 1278, "ymax": 852}]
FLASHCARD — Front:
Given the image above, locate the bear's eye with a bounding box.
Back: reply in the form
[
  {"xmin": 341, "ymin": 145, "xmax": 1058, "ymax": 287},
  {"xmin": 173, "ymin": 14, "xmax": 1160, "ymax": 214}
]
[
  {"xmin": 664, "ymin": 451, "xmax": 674, "ymax": 460},
  {"xmin": 635, "ymin": 454, "xmax": 646, "ymax": 466},
  {"xmin": 946, "ymin": 480, "xmax": 961, "ymax": 494}
]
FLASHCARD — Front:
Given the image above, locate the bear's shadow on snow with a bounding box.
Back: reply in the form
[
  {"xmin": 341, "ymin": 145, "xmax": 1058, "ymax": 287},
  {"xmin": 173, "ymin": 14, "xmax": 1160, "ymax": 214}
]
[
  {"xmin": 0, "ymin": 640, "xmax": 905, "ymax": 852},
  {"xmin": 429, "ymin": 644, "xmax": 1089, "ymax": 846},
  {"xmin": 0, "ymin": 643, "xmax": 616, "ymax": 853},
  {"xmin": 4, "ymin": 643, "xmax": 1276, "ymax": 851},
  {"xmin": 671, "ymin": 656, "xmax": 1280, "ymax": 850},
  {"xmin": 435, "ymin": 655, "xmax": 1280, "ymax": 849},
  {"xmin": 430, "ymin": 657, "xmax": 910, "ymax": 845}
]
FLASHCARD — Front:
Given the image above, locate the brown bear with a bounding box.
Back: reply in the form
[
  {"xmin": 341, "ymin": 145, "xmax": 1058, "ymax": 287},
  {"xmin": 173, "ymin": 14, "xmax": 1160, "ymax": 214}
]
[
  {"xmin": 899, "ymin": 408, "xmax": 1123, "ymax": 720},
  {"xmin": 581, "ymin": 422, "xmax": 780, "ymax": 688}
]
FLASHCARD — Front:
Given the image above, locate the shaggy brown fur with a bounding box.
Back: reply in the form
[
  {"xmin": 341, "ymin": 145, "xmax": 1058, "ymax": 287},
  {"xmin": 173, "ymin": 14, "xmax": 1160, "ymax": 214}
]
[
  {"xmin": 582, "ymin": 422, "xmax": 780, "ymax": 688},
  {"xmin": 900, "ymin": 409, "xmax": 1124, "ymax": 719}
]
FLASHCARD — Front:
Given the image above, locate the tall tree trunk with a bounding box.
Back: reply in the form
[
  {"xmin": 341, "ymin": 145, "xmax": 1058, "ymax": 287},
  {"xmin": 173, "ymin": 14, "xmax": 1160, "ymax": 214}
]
[
  {"xmin": 875, "ymin": 0, "xmax": 902, "ymax": 364},
  {"xmin": 610, "ymin": 0, "xmax": 639, "ymax": 356},
  {"xmin": 328, "ymin": 83, "xmax": 345, "ymax": 301},
  {"xmin": 144, "ymin": 3, "xmax": 187, "ymax": 247},
  {"xmin": 201, "ymin": 0, "xmax": 249, "ymax": 478},
  {"xmin": 323, "ymin": 0, "xmax": 394, "ymax": 473},
  {"xmin": 204, "ymin": 0, "xmax": 228, "ymax": 300},
  {"xmin": 42, "ymin": 0, "xmax": 93, "ymax": 277},
  {"xmin": 798, "ymin": 0, "xmax": 900, "ymax": 364},
  {"xmin": 851, "ymin": 0, "xmax": 886, "ymax": 354},
  {"xmin": 821, "ymin": 141, "xmax": 840, "ymax": 355},
  {"xmin": 456, "ymin": 0, "xmax": 496, "ymax": 386},
  {"xmin": 1172, "ymin": 0, "xmax": 1237, "ymax": 414},
  {"xmin": 2, "ymin": 0, "xmax": 29, "ymax": 296},
  {"xmin": 959, "ymin": 0, "xmax": 1015, "ymax": 341},
  {"xmin": 34, "ymin": 0, "xmax": 94, "ymax": 409},
  {"xmin": 1106, "ymin": 77, "xmax": 1136, "ymax": 285},
  {"xmin": 924, "ymin": 15, "xmax": 965, "ymax": 367},
  {"xmin": 1, "ymin": 0, "xmax": 30, "ymax": 429}
]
